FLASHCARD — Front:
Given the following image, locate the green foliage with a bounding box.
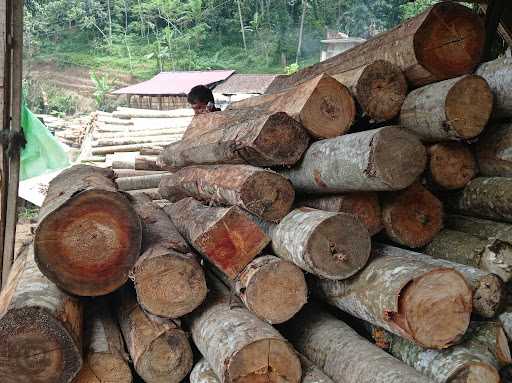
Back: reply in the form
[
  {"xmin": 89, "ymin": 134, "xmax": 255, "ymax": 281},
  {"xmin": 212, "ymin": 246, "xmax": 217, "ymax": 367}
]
[
  {"xmin": 90, "ymin": 71, "xmax": 115, "ymax": 110},
  {"xmin": 285, "ymin": 63, "xmax": 300, "ymax": 75},
  {"xmin": 23, "ymin": 78, "xmax": 79, "ymax": 116}
]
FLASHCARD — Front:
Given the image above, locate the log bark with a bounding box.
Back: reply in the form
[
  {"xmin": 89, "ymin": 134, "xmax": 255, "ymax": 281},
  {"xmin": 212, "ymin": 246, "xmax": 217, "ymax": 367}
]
[
  {"xmin": 476, "ymin": 123, "xmax": 512, "ymax": 177},
  {"xmin": 159, "ymin": 165, "xmax": 295, "ymax": 222},
  {"xmin": 381, "ymin": 182, "xmax": 444, "ymax": 248},
  {"xmin": 444, "ymin": 214, "xmax": 512, "ymax": 240},
  {"xmin": 116, "ymin": 173, "xmax": 167, "ymax": 191},
  {"xmin": 127, "ymin": 188, "xmax": 162, "ymax": 200},
  {"xmin": 186, "ymin": 275, "xmax": 302, "ymax": 383},
  {"xmin": 74, "ymin": 302, "xmax": 132, "ymax": 383},
  {"xmin": 116, "ymin": 287, "xmax": 193, "ymax": 383},
  {"xmin": 157, "ymin": 111, "xmax": 309, "ymax": 170},
  {"xmin": 221, "ymin": 74, "xmax": 356, "ymax": 139},
  {"xmin": 93, "ymin": 135, "xmax": 181, "ymax": 147},
  {"xmin": 265, "ymin": 2, "xmax": 484, "ymax": 90},
  {"xmin": 34, "ymin": 164, "xmax": 142, "ymax": 296},
  {"xmin": 163, "ymin": 198, "xmax": 270, "ymax": 279},
  {"xmin": 280, "ymin": 126, "xmax": 426, "ymax": 193},
  {"xmin": 297, "ymin": 192, "xmax": 382, "ymax": 235},
  {"xmin": 399, "ymin": 75, "xmax": 493, "ymax": 141},
  {"xmin": 130, "ymin": 194, "xmax": 206, "ymax": 318},
  {"xmin": 140, "ymin": 146, "xmax": 164, "ymax": 155},
  {"xmin": 92, "ymin": 143, "xmax": 170, "ymax": 155},
  {"xmin": 313, "ymin": 245, "xmax": 473, "ymax": 349},
  {"xmin": 476, "ymin": 57, "xmax": 512, "ymax": 120},
  {"xmin": 257, "ymin": 208, "xmax": 371, "ymax": 280},
  {"xmin": 0, "ymin": 246, "xmax": 83, "ymax": 383},
  {"xmin": 425, "ymin": 229, "xmax": 512, "ymax": 283},
  {"xmin": 428, "ymin": 142, "xmax": 477, "ymax": 190},
  {"xmin": 284, "ymin": 305, "xmax": 434, "ymax": 383},
  {"xmin": 374, "ymin": 243, "xmax": 504, "ymax": 319},
  {"xmin": 113, "ymin": 169, "xmax": 164, "ymax": 178},
  {"xmin": 112, "ymin": 156, "xmax": 159, "ymax": 170}
]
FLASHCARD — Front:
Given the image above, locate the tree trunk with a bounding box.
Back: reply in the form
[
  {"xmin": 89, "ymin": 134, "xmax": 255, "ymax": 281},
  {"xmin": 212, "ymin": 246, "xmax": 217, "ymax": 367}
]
[
  {"xmin": 159, "ymin": 165, "xmax": 295, "ymax": 222},
  {"xmin": 283, "ymin": 306, "xmax": 433, "ymax": 383},
  {"xmin": 313, "ymin": 245, "xmax": 473, "ymax": 349},
  {"xmin": 93, "ymin": 135, "xmax": 180, "ymax": 147},
  {"xmin": 256, "ymin": 208, "xmax": 371, "ymax": 280},
  {"xmin": 211, "ymin": 255, "xmax": 308, "ymax": 324},
  {"xmin": 116, "ymin": 173, "xmax": 167, "ymax": 191},
  {"xmin": 140, "ymin": 146, "xmax": 164, "ymax": 155},
  {"xmin": 265, "ymin": 2, "xmax": 484, "ymax": 90},
  {"xmin": 297, "ymin": 192, "xmax": 382, "ymax": 235},
  {"xmin": 425, "ymin": 229, "xmax": 512, "ymax": 283},
  {"xmin": 34, "ymin": 165, "xmax": 142, "ymax": 296},
  {"xmin": 157, "ymin": 111, "xmax": 309, "ymax": 171},
  {"xmin": 186, "ymin": 275, "xmax": 302, "ymax": 383},
  {"xmin": 399, "ymin": 75, "xmax": 492, "ymax": 141},
  {"xmin": 92, "ymin": 143, "xmax": 170, "ymax": 155},
  {"xmin": 0, "ymin": 246, "xmax": 83, "ymax": 383},
  {"xmin": 116, "ymin": 287, "xmax": 193, "ymax": 383},
  {"xmin": 476, "ymin": 57, "xmax": 512, "ymax": 120},
  {"xmin": 381, "ymin": 182, "xmax": 444, "ymax": 248},
  {"xmin": 134, "ymin": 156, "xmax": 161, "ymax": 171},
  {"xmin": 74, "ymin": 302, "xmax": 132, "ymax": 383},
  {"xmin": 427, "ymin": 142, "xmax": 477, "ymax": 190},
  {"xmin": 374, "ymin": 243, "xmax": 504, "ymax": 319},
  {"xmin": 130, "ymin": 194, "xmax": 206, "ymax": 318},
  {"xmin": 114, "ymin": 169, "xmax": 164, "ymax": 178},
  {"xmin": 163, "ymin": 198, "xmax": 270, "ymax": 279},
  {"xmin": 220, "ymin": 74, "xmax": 355, "ymax": 139},
  {"xmin": 476, "ymin": 123, "xmax": 512, "ymax": 177},
  {"xmin": 280, "ymin": 126, "xmax": 426, "ymax": 193},
  {"xmin": 444, "ymin": 214, "xmax": 512, "ymax": 240},
  {"xmin": 127, "ymin": 188, "xmax": 162, "ymax": 200}
]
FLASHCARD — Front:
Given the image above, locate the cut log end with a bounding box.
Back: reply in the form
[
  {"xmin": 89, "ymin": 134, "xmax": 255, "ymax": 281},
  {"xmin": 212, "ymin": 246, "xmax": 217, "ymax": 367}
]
[
  {"xmin": 76, "ymin": 354, "xmax": 132, "ymax": 383},
  {"xmin": 35, "ymin": 190, "xmax": 141, "ymax": 296},
  {"xmin": 226, "ymin": 338, "xmax": 301, "ymax": 383},
  {"xmin": 395, "ymin": 268, "xmax": 472, "ymax": 349},
  {"xmin": 474, "ymin": 274, "xmax": 504, "ymax": 319},
  {"xmin": 429, "ymin": 142, "xmax": 477, "ymax": 190},
  {"xmin": 450, "ymin": 362, "xmax": 500, "ymax": 383}
]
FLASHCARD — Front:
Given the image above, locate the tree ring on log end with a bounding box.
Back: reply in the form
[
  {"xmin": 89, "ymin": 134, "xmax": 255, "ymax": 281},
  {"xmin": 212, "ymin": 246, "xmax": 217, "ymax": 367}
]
[
  {"xmin": 84, "ymin": 353, "xmax": 133, "ymax": 383},
  {"xmin": 35, "ymin": 190, "xmax": 142, "ymax": 296},
  {"xmin": 449, "ymin": 362, "xmax": 500, "ymax": 383},
  {"xmin": 429, "ymin": 143, "xmax": 477, "ymax": 190}
]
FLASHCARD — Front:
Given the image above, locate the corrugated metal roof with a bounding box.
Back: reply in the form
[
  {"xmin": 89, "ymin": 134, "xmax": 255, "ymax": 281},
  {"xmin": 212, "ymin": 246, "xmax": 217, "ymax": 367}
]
[
  {"xmin": 112, "ymin": 70, "xmax": 236, "ymax": 96},
  {"xmin": 214, "ymin": 74, "xmax": 277, "ymax": 95}
]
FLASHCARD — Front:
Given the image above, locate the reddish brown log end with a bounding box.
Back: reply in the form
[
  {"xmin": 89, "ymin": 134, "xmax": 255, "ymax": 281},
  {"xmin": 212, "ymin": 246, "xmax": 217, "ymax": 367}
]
[{"xmin": 429, "ymin": 142, "xmax": 477, "ymax": 190}]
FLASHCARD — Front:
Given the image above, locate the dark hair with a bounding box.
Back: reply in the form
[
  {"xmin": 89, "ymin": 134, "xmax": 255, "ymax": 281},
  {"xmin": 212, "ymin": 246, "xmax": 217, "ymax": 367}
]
[{"xmin": 187, "ymin": 85, "xmax": 214, "ymax": 104}]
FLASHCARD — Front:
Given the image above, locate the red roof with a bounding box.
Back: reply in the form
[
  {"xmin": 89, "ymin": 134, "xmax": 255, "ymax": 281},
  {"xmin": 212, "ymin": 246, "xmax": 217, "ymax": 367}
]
[{"xmin": 112, "ymin": 70, "xmax": 236, "ymax": 96}]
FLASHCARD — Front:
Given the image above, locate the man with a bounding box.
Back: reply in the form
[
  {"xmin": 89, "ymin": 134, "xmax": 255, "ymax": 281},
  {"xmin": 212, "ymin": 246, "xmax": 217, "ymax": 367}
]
[{"xmin": 187, "ymin": 85, "xmax": 220, "ymax": 115}]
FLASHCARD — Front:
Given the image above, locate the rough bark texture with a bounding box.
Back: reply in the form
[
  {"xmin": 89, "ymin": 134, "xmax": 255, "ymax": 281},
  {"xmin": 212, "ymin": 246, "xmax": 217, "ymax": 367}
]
[
  {"xmin": 0, "ymin": 246, "xmax": 83, "ymax": 383},
  {"xmin": 258, "ymin": 208, "xmax": 371, "ymax": 280},
  {"xmin": 265, "ymin": 2, "xmax": 484, "ymax": 90},
  {"xmin": 280, "ymin": 126, "xmax": 426, "ymax": 193},
  {"xmin": 159, "ymin": 165, "xmax": 295, "ymax": 222},
  {"xmin": 297, "ymin": 192, "xmax": 382, "ymax": 235},
  {"xmin": 92, "ymin": 135, "xmax": 178, "ymax": 147},
  {"xmin": 428, "ymin": 142, "xmax": 477, "ymax": 190},
  {"xmin": 116, "ymin": 288, "xmax": 193, "ymax": 383},
  {"xmin": 284, "ymin": 306, "xmax": 434, "ymax": 383},
  {"xmin": 374, "ymin": 243, "xmax": 503, "ymax": 319},
  {"xmin": 158, "ymin": 111, "xmax": 309, "ymax": 170},
  {"xmin": 313, "ymin": 246, "xmax": 472, "ymax": 349},
  {"xmin": 476, "ymin": 123, "xmax": 512, "ymax": 177},
  {"xmin": 116, "ymin": 173, "xmax": 168, "ymax": 191},
  {"xmin": 381, "ymin": 182, "xmax": 444, "ymax": 248},
  {"xmin": 130, "ymin": 194, "xmax": 206, "ymax": 318},
  {"xmin": 112, "ymin": 156, "xmax": 162, "ymax": 171},
  {"xmin": 399, "ymin": 75, "xmax": 492, "ymax": 141},
  {"xmin": 114, "ymin": 169, "xmax": 164, "ymax": 178},
  {"xmin": 426, "ymin": 229, "xmax": 512, "ymax": 282},
  {"xmin": 164, "ymin": 198, "xmax": 270, "ymax": 279},
  {"xmin": 34, "ymin": 164, "xmax": 142, "ymax": 296},
  {"xmin": 187, "ymin": 276, "xmax": 302, "ymax": 383},
  {"xmin": 127, "ymin": 188, "xmax": 162, "ymax": 200},
  {"xmin": 444, "ymin": 214, "xmax": 512, "ymax": 240},
  {"xmin": 476, "ymin": 57, "xmax": 512, "ymax": 120}
]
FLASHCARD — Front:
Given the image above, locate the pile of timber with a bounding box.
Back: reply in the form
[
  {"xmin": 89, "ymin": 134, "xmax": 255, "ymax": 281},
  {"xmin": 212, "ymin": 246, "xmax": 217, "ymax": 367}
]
[
  {"xmin": 38, "ymin": 113, "xmax": 94, "ymax": 148},
  {"xmin": 3, "ymin": 3, "xmax": 512, "ymax": 383}
]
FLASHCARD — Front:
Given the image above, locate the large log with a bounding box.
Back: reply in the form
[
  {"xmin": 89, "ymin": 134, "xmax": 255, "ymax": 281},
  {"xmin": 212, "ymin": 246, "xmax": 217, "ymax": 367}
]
[
  {"xmin": 116, "ymin": 173, "xmax": 167, "ymax": 191},
  {"xmin": 428, "ymin": 142, "xmax": 477, "ymax": 190},
  {"xmin": 130, "ymin": 194, "xmax": 206, "ymax": 318},
  {"xmin": 116, "ymin": 287, "xmax": 193, "ymax": 383},
  {"xmin": 297, "ymin": 192, "xmax": 382, "ymax": 235},
  {"xmin": 0, "ymin": 246, "xmax": 83, "ymax": 383},
  {"xmin": 186, "ymin": 276, "xmax": 302, "ymax": 383},
  {"xmin": 158, "ymin": 111, "xmax": 309, "ymax": 170},
  {"xmin": 476, "ymin": 123, "xmax": 512, "ymax": 177},
  {"xmin": 375, "ymin": 243, "xmax": 504, "ymax": 319},
  {"xmin": 159, "ymin": 165, "xmax": 295, "ymax": 222},
  {"xmin": 257, "ymin": 208, "xmax": 371, "ymax": 280},
  {"xmin": 284, "ymin": 306, "xmax": 433, "ymax": 383},
  {"xmin": 381, "ymin": 182, "xmax": 444, "ymax": 248},
  {"xmin": 444, "ymin": 214, "xmax": 512, "ymax": 240},
  {"xmin": 34, "ymin": 165, "xmax": 142, "ymax": 296},
  {"xmin": 266, "ymin": 2, "xmax": 484, "ymax": 90},
  {"xmin": 313, "ymin": 245, "xmax": 473, "ymax": 349},
  {"xmin": 163, "ymin": 198, "xmax": 270, "ymax": 279},
  {"xmin": 476, "ymin": 57, "xmax": 512, "ymax": 120},
  {"xmin": 425, "ymin": 229, "xmax": 512, "ymax": 283},
  {"xmin": 280, "ymin": 126, "xmax": 426, "ymax": 193},
  {"xmin": 399, "ymin": 75, "xmax": 492, "ymax": 141},
  {"xmin": 127, "ymin": 188, "xmax": 162, "ymax": 200},
  {"xmin": 74, "ymin": 302, "xmax": 132, "ymax": 383}
]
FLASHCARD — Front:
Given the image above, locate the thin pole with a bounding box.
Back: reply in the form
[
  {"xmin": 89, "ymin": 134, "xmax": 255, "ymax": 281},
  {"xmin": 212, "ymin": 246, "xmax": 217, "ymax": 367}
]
[
  {"xmin": 237, "ymin": 0, "xmax": 247, "ymax": 51},
  {"xmin": 296, "ymin": 0, "xmax": 307, "ymax": 63}
]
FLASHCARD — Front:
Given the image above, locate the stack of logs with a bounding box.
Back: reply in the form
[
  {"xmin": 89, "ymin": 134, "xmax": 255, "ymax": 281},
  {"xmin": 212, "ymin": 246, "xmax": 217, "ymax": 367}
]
[{"xmin": 2, "ymin": 3, "xmax": 512, "ymax": 383}]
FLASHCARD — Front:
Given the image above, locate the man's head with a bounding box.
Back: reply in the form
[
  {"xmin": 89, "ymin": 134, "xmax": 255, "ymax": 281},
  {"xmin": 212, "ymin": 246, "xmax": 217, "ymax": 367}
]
[{"xmin": 188, "ymin": 85, "xmax": 215, "ymax": 115}]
